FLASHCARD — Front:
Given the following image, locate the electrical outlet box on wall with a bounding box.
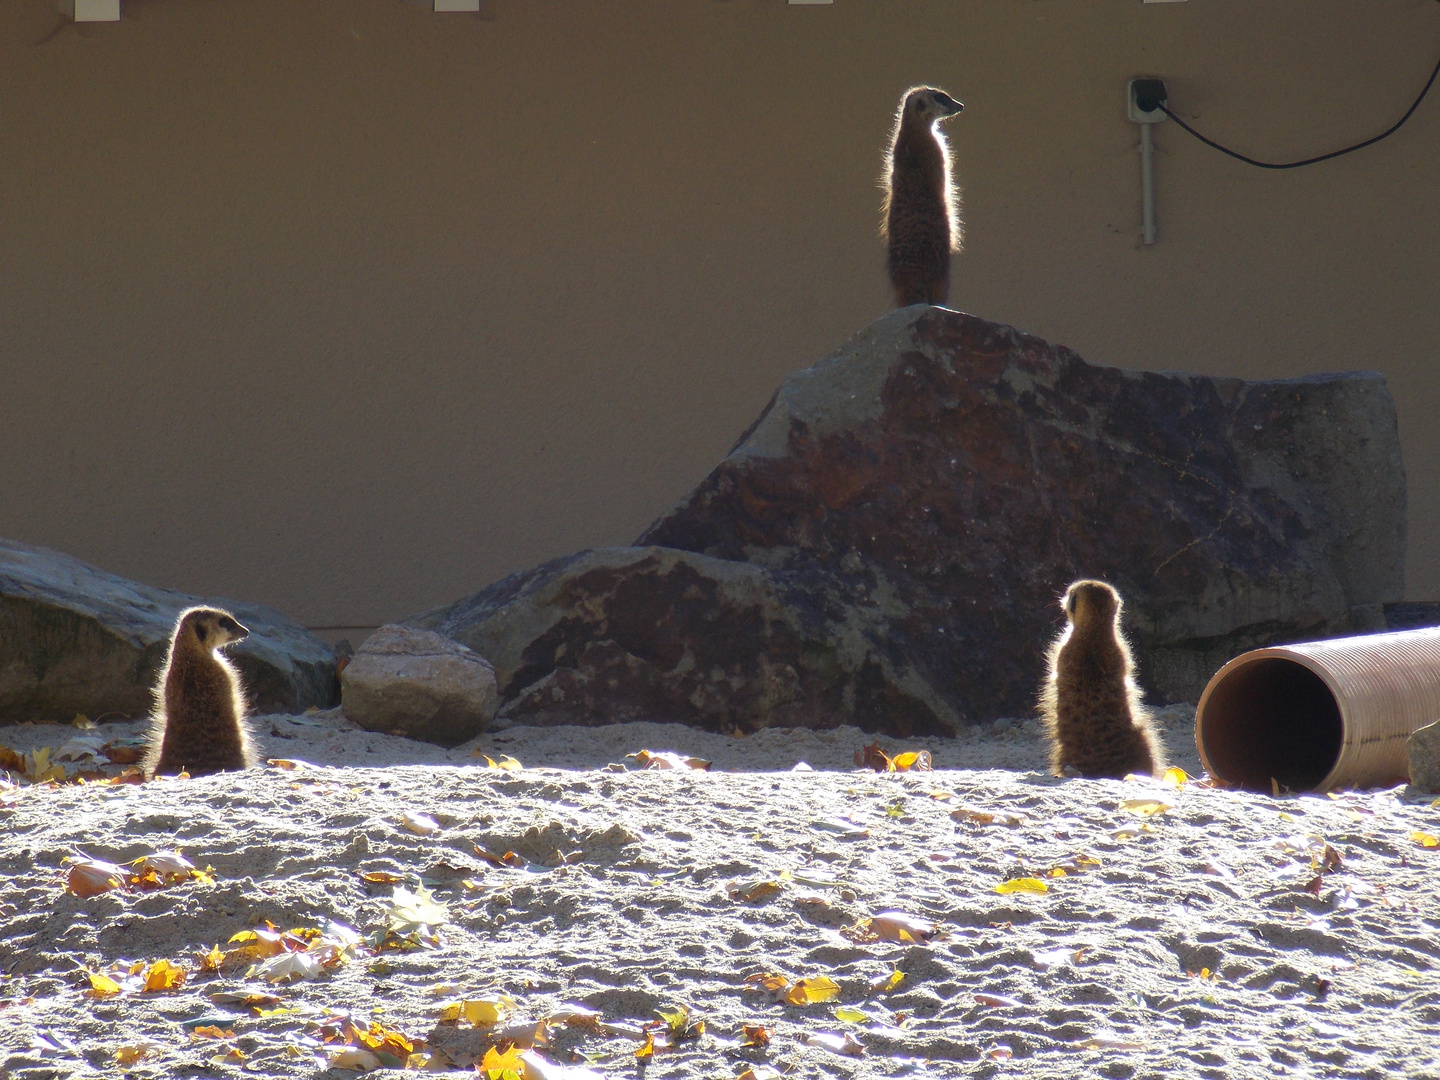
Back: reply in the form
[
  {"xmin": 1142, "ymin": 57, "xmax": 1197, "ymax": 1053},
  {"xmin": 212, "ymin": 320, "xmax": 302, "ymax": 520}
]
[{"xmin": 60, "ymin": 0, "xmax": 120, "ymax": 20}]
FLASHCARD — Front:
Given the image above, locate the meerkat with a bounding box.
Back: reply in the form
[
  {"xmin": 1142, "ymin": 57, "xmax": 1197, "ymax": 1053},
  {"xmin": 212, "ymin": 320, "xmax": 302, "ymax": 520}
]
[
  {"xmin": 881, "ymin": 85, "xmax": 964, "ymax": 308},
  {"xmin": 1039, "ymin": 580, "xmax": 1167, "ymax": 780},
  {"xmin": 143, "ymin": 607, "xmax": 256, "ymax": 778}
]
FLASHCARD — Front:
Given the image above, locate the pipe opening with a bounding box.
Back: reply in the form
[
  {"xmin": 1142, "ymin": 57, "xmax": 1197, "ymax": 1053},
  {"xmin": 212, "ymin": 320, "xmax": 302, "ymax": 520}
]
[{"xmin": 1197, "ymin": 657, "xmax": 1343, "ymax": 792}]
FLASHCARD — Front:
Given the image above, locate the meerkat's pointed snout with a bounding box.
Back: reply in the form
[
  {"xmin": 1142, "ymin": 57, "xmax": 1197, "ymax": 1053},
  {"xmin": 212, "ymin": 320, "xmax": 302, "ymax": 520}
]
[{"xmin": 934, "ymin": 92, "xmax": 964, "ymax": 117}]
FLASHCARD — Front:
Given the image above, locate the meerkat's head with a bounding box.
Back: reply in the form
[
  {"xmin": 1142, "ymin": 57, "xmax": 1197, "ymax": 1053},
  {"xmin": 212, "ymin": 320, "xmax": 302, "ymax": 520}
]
[
  {"xmin": 1061, "ymin": 580, "xmax": 1121, "ymax": 629},
  {"xmin": 176, "ymin": 607, "xmax": 249, "ymax": 652},
  {"xmin": 902, "ymin": 86, "xmax": 964, "ymax": 126}
]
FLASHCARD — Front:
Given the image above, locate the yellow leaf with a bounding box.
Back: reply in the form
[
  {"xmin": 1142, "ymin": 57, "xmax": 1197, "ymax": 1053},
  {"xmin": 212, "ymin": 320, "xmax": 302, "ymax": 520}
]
[
  {"xmin": 785, "ymin": 976, "xmax": 841, "ymax": 1005},
  {"xmin": 191, "ymin": 1025, "xmax": 235, "ymax": 1039},
  {"xmin": 142, "ymin": 958, "xmax": 188, "ymax": 992},
  {"xmin": 634, "ymin": 1031, "xmax": 654, "ymax": 1059},
  {"xmin": 833, "ymin": 1006, "xmax": 870, "ymax": 1023},
  {"xmin": 114, "ymin": 1043, "xmax": 153, "ymax": 1066},
  {"xmin": 482, "ymin": 1043, "xmax": 523, "ymax": 1075},
  {"xmin": 483, "ymin": 755, "xmax": 524, "ymax": 771},
  {"xmin": 869, "ymin": 969, "xmax": 905, "ymax": 994},
  {"xmin": 995, "ymin": 877, "xmax": 1049, "ymax": 895},
  {"xmin": 86, "ymin": 971, "xmax": 122, "ymax": 997},
  {"xmin": 361, "ymin": 871, "xmax": 405, "ymax": 884},
  {"xmin": 198, "ymin": 944, "xmax": 225, "ymax": 972},
  {"xmin": 890, "ymin": 751, "xmax": 932, "ymax": 772},
  {"xmin": 1119, "ymin": 799, "xmax": 1171, "ymax": 817},
  {"xmin": 1412, "ymin": 831, "xmax": 1440, "ymax": 848},
  {"xmin": 1161, "ymin": 767, "xmax": 1189, "ymax": 789},
  {"xmin": 439, "ymin": 1002, "xmax": 461, "ymax": 1022},
  {"xmin": 462, "ymin": 995, "xmax": 517, "ymax": 1026}
]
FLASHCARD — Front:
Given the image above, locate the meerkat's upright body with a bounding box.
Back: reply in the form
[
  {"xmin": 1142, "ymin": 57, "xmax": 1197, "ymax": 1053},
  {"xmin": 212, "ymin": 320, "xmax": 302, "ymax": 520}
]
[
  {"xmin": 144, "ymin": 607, "xmax": 256, "ymax": 778},
  {"xmin": 882, "ymin": 86, "xmax": 964, "ymax": 308},
  {"xmin": 1040, "ymin": 580, "xmax": 1166, "ymax": 780}
]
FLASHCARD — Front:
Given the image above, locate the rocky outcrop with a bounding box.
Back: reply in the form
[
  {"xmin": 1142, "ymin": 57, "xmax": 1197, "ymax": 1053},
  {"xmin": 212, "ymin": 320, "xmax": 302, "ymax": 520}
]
[
  {"xmin": 1409, "ymin": 720, "xmax": 1440, "ymax": 793},
  {"xmin": 411, "ymin": 547, "xmax": 955, "ymax": 735},
  {"xmin": 640, "ymin": 307, "xmax": 1405, "ymax": 717},
  {"xmin": 0, "ymin": 539, "xmax": 338, "ymax": 721},
  {"xmin": 340, "ymin": 625, "xmax": 498, "ymax": 746},
  {"xmin": 418, "ymin": 307, "xmax": 1405, "ymax": 733}
]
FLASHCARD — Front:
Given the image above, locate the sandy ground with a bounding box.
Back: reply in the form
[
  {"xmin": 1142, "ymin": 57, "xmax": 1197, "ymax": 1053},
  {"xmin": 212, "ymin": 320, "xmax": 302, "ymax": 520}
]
[{"xmin": 1, "ymin": 706, "xmax": 1438, "ymax": 1079}]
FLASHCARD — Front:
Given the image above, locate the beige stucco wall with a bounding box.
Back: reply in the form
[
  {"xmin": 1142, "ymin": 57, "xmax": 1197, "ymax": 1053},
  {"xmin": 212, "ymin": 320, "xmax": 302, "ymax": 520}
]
[{"xmin": 2, "ymin": 0, "xmax": 1437, "ymax": 629}]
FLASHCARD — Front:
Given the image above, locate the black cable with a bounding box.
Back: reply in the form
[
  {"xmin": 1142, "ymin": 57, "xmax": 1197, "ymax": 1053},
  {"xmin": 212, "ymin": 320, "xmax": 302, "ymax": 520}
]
[{"xmin": 1157, "ymin": 14, "xmax": 1440, "ymax": 169}]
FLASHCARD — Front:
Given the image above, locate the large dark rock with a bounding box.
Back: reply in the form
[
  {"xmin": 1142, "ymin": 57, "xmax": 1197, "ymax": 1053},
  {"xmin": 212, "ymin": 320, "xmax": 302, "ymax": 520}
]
[
  {"xmin": 639, "ymin": 307, "xmax": 1405, "ymax": 717},
  {"xmin": 0, "ymin": 538, "xmax": 339, "ymax": 721},
  {"xmin": 417, "ymin": 307, "xmax": 1404, "ymax": 734},
  {"xmin": 410, "ymin": 546, "xmax": 957, "ymax": 735}
]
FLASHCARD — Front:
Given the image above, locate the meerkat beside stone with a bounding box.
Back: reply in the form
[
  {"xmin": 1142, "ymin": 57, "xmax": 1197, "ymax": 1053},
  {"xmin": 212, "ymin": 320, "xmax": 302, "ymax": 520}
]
[
  {"xmin": 1040, "ymin": 580, "xmax": 1166, "ymax": 780},
  {"xmin": 881, "ymin": 85, "xmax": 964, "ymax": 308},
  {"xmin": 143, "ymin": 607, "xmax": 256, "ymax": 778}
]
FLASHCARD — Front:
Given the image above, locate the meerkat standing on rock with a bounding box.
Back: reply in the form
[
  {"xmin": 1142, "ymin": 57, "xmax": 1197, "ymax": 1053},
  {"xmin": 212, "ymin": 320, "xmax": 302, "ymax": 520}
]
[
  {"xmin": 1040, "ymin": 580, "xmax": 1166, "ymax": 780},
  {"xmin": 882, "ymin": 85, "xmax": 964, "ymax": 308},
  {"xmin": 144, "ymin": 607, "xmax": 256, "ymax": 778}
]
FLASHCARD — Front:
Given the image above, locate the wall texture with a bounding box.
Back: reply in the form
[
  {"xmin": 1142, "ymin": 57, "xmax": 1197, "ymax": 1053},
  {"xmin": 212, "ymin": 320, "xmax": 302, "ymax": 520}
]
[{"xmin": 2, "ymin": 0, "xmax": 1437, "ymax": 629}]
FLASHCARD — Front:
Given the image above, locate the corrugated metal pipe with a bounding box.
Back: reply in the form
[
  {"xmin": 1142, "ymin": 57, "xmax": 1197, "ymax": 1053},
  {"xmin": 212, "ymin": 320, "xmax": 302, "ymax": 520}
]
[{"xmin": 1194, "ymin": 627, "xmax": 1440, "ymax": 793}]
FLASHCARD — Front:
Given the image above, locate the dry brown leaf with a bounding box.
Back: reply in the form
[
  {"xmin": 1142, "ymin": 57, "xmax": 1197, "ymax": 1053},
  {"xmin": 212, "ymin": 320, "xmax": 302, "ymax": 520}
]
[
  {"xmin": 65, "ymin": 857, "xmax": 129, "ymax": 898},
  {"xmin": 854, "ymin": 741, "xmax": 891, "ymax": 771}
]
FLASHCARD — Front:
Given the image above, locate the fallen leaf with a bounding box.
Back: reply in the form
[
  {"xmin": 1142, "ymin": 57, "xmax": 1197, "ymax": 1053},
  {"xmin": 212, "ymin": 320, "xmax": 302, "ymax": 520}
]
[
  {"xmin": 1160, "ymin": 767, "xmax": 1189, "ymax": 789},
  {"xmin": 833, "ymin": 1006, "xmax": 872, "ymax": 1023},
  {"xmin": 1412, "ymin": 831, "xmax": 1439, "ymax": 849},
  {"xmin": 461, "ymin": 995, "xmax": 517, "ymax": 1026},
  {"xmin": 245, "ymin": 951, "xmax": 322, "ymax": 984},
  {"xmin": 388, "ymin": 883, "xmax": 449, "ymax": 934},
  {"xmin": 854, "ymin": 741, "xmax": 891, "ymax": 771},
  {"xmin": 868, "ymin": 970, "xmax": 905, "ymax": 994},
  {"xmin": 994, "ymin": 877, "xmax": 1049, "ymax": 895},
  {"xmin": 1118, "ymin": 798, "xmax": 1171, "ymax": 817},
  {"xmin": 736, "ymin": 1068, "xmax": 782, "ymax": 1080},
  {"xmin": 361, "ymin": 870, "xmax": 406, "ymax": 884},
  {"xmin": 844, "ymin": 911, "xmax": 936, "ymax": 944},
  {"xmin": 626, "ymin": 749, "xmax": 711, "ymax": 770},
  {"xmin": 191, "ymin": 1024, "xmax": 236, "ymax": 1039},
  {"xmin": 114, "ymin": 1042, "xmax": 159, "ymax": 1066},
  {"xmin": 804, "ymin": 1031, "xmax": 864, "ymax": 1057},
  {"xmin": 951, "ymin": 806, "xmax": 1023, "ymax": 828},
  {"xmin": 785, "ymin": 976, "xmax": 841, "ymax": 1005},
  {"xmin": 890, "ymin": 751, "xmax": 932, "ymax": 772},
  {"xmin": 401, "ymin": 811, "xmax": 440, "ymax": 836},
  {"xmin": 65, "ymin": 857, "xmax": 129, "ymax": 898},
  {"xmin": 85, "ymin": 971, "xmax": 122, "ymax": 997},
  {"xmin": 974, "ymin": 992, "xmax": 1023, "ymax": 1008},
  {"xmin": 634, "ymin": 1031, "xmax": 654, "ymax": 1059},
  {"xmin": 740, "ymin": 1023, "xmax": 772, "ymax": 1047},
  {"xmin": 483, "ymin": 755, "xmax": 524, "ymax": 771},
  {"xmin": 727, "ymin": 877, "xmax": 784, "ymax": 903},
  {"xmin": 142, "ymin": 959, "xmax": 187, "ymax": 992},
  {"xmin": 810, "ymin": 818, "xmax": 869, "ymax": 838},
  {"xmin": 326, "ymin": 1046, "xmax": 380, "ymax": 1070}
]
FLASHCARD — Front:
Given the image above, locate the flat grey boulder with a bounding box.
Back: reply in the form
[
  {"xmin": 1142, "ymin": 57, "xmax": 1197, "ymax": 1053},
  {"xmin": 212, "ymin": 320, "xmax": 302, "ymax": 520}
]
[
  {"xmin": 0, "ymin": 538, "xmax": 338, "ymax": 722},
  {"xmin": 410, "ymin": 546, "xmax": 955, "ymax": 735},
  {"xmin": 341, "ymin": 625, "xmax": 498, "ymax": 746},
  {"xmin": 1409, "ymin": 720, "xmax": 1440, "ymax": 793}
]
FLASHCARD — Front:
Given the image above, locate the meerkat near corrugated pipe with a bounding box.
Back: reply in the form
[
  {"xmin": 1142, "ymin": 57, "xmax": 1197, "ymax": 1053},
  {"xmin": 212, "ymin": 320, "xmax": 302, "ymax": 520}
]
[
  {"xmin": 143, "ymin": 607, "xmax": 257, "ymax": 778},
  {"xmin": 881, "ymin": 85, "xmax": 964, "ymax": 308},
  {"xmin": 1040, "ymin": 580, "xmax": 1167, "ymax": 780}
]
